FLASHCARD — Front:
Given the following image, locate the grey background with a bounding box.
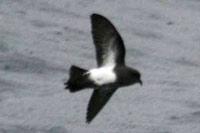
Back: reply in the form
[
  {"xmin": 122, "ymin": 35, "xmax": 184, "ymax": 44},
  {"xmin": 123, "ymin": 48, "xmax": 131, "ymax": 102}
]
[{"xmin": 0, "ymin": 0, "xmax": 200, "ymax": 132}]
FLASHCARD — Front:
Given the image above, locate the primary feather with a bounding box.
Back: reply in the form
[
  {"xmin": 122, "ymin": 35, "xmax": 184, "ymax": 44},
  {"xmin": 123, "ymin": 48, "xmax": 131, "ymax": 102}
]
[{"xmin": 91, "ymin": 14, "xmax": 126, "ymax": 67}]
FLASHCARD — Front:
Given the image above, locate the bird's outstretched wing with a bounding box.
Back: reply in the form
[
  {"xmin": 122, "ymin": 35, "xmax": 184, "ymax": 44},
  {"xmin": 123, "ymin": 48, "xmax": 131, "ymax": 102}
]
[
  {"xmin": 86, "ymin": 86, "xmax": 117, "ymax": 123},
  {"xmin": 91, "ymin": 14, "xmax": 126, "ymax": 67}
]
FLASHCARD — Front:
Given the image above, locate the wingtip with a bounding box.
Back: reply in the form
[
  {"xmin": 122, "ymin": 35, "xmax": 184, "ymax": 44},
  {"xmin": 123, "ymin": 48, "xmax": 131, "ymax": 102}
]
[
  {"xmin": 86, "ymin": 119, "xmax": 91, "ymax": 124},
  {"xmin": 86, "ymin": 115, "xmax": 92, "ymax": 124},
  {"xmin": 91, "ymin": 13, "xmax": 100, "ymax": 17},
  {"xmin": 86, "ymin": 111, "xmax": 91, "ymax": 123},
  {"xmin": 91, "ymin": 13, "xmax": 105, "ymax": 20}
]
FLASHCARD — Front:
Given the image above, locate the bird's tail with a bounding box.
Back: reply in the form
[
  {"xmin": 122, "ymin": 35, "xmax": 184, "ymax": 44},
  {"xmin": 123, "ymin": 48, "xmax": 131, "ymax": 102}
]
[{"xmin": 65, "ymin": 65, "xmax": 93, "ymax": 92}]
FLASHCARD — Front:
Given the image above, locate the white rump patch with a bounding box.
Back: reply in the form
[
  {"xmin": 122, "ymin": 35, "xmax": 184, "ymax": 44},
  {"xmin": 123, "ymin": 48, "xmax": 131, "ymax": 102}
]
[{"xmin": 87, "ymin": 65, "xmax": 116, "ymax": 85}]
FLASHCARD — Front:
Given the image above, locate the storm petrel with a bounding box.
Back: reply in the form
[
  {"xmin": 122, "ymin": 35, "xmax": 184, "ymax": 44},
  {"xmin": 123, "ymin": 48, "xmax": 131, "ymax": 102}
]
[{"xmin": 65, "ymin": 13, "xmax": 142, "ymax": 123}]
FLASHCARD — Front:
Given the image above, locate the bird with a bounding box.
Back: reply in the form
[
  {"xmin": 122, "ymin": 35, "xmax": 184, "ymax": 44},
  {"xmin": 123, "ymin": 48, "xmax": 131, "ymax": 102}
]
[{"xmin": 65, "ymin": 13, "xmax": 142, "ymax": 123}]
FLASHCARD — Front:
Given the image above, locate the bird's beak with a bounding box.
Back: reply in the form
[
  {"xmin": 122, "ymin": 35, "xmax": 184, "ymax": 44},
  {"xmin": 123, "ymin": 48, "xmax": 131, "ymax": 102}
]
[{"xmin": 138, "ymin": 79, "xmax": 143, "ymax": 86}]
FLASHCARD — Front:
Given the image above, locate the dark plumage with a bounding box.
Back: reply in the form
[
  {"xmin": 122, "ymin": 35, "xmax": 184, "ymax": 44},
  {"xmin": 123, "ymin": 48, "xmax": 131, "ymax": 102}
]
[{"xmin": 65, "ymin": 13, "xmax": 142, "ymax": 123}]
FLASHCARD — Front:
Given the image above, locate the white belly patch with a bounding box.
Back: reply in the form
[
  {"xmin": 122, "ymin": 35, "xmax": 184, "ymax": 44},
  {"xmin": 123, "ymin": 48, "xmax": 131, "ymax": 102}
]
[{"xmin": 88, "ymin": 66, "xmax": 116, "ymax": 85}]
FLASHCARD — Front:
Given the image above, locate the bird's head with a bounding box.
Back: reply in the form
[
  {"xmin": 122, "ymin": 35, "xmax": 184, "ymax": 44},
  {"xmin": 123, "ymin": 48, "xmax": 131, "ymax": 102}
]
[
  {"xmin": 115, "ymin": 66, "xmax": 142, "ymax": 87},
  {"xmin": 129, "ymin": 69, "xmax": 142, "ymax": 86}
]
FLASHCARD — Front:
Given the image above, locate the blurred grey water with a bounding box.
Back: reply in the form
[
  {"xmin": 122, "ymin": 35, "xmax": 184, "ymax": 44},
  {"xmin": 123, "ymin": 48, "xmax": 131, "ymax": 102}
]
[{"xmin": 0, "ymin": 0, "xmax": 200, "ymax": 133}]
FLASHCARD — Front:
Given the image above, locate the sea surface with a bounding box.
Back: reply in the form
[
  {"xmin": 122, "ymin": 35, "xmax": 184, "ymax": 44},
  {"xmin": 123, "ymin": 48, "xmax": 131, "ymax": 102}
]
[{"xmin": 0, "ymin": 0, "xmax": 200, "ymax": 132}]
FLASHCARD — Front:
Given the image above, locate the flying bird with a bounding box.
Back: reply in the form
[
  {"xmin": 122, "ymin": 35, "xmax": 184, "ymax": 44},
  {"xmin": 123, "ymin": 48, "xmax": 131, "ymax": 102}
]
[{"xmin": 65, "ymin": 13, "xmax": 142, "ymax": 123}]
